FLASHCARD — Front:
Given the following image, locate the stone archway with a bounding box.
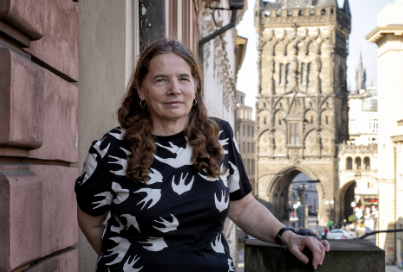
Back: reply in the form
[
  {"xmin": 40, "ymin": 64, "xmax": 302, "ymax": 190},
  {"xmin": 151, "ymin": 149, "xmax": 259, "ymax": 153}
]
[
  {"xmin": 265, "ymin": 165, "xmax": 323, "ymax": 222},
  {"xmin": 337, "ymin": 180, "xmax": 356, "ymax": 222}
]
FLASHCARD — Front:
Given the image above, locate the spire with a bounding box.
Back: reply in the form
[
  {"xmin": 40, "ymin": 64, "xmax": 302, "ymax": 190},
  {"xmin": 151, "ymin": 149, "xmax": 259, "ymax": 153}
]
[
  {"xmin": 342, "ymin": 0, "xmax": 351, "ymax": 17},
  {"xmin": 355, "ymin": 50, "xmax": 366, "ymax": 92}
]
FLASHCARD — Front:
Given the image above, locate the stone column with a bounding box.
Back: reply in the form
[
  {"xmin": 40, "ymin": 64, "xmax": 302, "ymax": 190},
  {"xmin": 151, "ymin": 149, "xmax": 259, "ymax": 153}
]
[{"xmin": 0, "ymin": 0, "xmax": 79, "ymax": 271}]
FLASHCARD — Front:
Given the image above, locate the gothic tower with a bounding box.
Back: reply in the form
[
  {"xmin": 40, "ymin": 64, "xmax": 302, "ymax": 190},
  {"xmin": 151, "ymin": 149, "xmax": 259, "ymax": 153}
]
[{"xmin": 254, "ymin": 0, "xmax": 351, "ymax": 224}]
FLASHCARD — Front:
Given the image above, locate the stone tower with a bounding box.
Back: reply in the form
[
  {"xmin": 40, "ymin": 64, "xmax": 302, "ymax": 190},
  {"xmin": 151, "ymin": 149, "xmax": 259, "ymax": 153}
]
[{"xmin": 254, "ymin": 0, "xmax": 351, "ymax": 224}]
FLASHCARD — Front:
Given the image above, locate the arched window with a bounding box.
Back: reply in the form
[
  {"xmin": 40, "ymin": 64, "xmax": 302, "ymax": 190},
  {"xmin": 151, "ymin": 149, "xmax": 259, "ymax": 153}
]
[
  {"xmin": 364, "ymin": 157, "xmax": 370, "ymax": 170},
  {"xmin": 355, "ymin": 157, "xmax": 362, "ymax": 170},
  {"xmin": 346, "ymin": 157, "xmax": 353, "ymax": 170}
]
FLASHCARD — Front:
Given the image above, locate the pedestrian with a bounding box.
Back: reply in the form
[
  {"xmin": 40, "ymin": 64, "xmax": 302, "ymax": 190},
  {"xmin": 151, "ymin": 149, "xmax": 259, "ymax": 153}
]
[
  {"xmin": 75, "ymin": 38, "xmax": 330, "ymax": 271},
  {"xmin": 324, "ymin": 228, "xmax": 328, "ymax": 239}
]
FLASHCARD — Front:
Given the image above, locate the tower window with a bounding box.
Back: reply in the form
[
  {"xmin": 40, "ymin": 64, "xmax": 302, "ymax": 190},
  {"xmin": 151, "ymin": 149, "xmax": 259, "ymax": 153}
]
[
  {"xmin": 289, "ymin": 123, "xmax": 300, "ymax": 145},
  {"xmin": 364, "ymin": 157, "xmax": 370, "ymax": 170},
  {"xmin": 298, "ymin": 10, "xmax": 303, "ymax": 16},
  {"xmin": 286, "ymin": 64, "xmax": 290, "ymax": 85},
  {"xmin": 280, "ymin": 64, "xmax": 284, "ymax": 84},
  {"xmin": 321, "ymin": 9, "xmax": 326, "ymax": 15},
  {"xmin": 307, "ymin": 63, "xmax": 312, "ymax": 84},
  {"xmin": 355, "ymin": 157, "xmax": 362, "ymax": 170},
  {"xmin": 301, "ymin": 63, "xmax": 306, "ymax": 84},
  {"xmin": 346, "ymin": 157, "xmax": 353, "ymax": 170}
]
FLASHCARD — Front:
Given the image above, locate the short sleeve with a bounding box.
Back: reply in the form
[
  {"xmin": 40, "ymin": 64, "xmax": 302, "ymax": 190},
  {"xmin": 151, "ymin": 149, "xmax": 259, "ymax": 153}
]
[
  {"xmin": 218, "ymin": 120, "xmax": 252, "ymax": 201},
  {"xmin": 75, "ymin": 140, "xmax": 113, "ymax": 216}
]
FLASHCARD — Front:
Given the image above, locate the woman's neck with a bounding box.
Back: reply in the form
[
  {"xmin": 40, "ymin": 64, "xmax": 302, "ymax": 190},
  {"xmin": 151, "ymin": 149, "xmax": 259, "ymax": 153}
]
[{"xmin": 152, "ymin": 117, "xmax": 189, "ymax": 136}]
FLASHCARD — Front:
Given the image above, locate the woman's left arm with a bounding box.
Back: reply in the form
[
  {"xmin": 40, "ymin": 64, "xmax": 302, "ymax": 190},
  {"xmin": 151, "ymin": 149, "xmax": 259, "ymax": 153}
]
[{"xmin": 228, "ymin": 193, "xmax": 330, "ymax": 270}]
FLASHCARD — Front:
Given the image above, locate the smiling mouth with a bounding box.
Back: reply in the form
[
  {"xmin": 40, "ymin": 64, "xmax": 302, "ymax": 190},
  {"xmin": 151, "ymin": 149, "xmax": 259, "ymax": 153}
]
[{"xmin": 166, "ymin": 101, "xmax": 183, "ymax": 106}]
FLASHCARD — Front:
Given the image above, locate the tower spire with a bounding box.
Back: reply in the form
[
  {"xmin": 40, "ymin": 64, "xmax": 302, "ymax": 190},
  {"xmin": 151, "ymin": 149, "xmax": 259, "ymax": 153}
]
[
  {"xmin": 356, "ymin": 48, "xmax": 366, "ymax": 92},
  {"xmin": 342, "ymin": 0, "xmax": 351, "ymax": 17}
]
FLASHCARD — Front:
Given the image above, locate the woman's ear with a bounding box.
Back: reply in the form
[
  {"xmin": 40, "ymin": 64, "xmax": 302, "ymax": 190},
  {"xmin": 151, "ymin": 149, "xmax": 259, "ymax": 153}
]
[{"xmin": 137, "ymin": 86, "xmax": 145, "ymax": 101}]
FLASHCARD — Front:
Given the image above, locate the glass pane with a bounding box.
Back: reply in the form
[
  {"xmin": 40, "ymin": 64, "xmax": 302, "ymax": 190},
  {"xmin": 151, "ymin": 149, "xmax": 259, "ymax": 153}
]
[
  {"xmin": 307, "ymin": 63, "xmax": 312, "ymax": 84},
  {"xmin": 295, "ymin": 123, "xmax": 299, "ymax": 144},
  {"xmin": 286, "ymin": 64, "xmax": 290, "ymax": 85},
  {"xmin": 280, "ymin": 64, "xmax": 284, "ymax": 84},
  {"xmin": 301, "ymin": 63, "xmax": 306, "ymax": 84},
  {"xmin": 290, "ymin": 123, "xmax": 295, "ymax": 145}
]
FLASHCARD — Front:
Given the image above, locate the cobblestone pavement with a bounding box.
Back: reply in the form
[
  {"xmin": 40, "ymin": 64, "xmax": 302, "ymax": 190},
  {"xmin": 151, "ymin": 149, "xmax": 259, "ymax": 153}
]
[{"xmin": 386, "ymin": 265, "xmax": 403, "ymax": 272}]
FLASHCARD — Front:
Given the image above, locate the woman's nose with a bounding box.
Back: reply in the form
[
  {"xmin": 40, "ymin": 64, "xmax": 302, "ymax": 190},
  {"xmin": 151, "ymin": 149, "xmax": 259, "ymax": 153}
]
[{"xmin": 168, "ymin": 79, "xmax": 181, "ymax": 95}]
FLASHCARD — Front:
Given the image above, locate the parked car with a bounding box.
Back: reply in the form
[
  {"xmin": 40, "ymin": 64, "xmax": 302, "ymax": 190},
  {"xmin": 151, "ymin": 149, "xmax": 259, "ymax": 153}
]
[
  {"xmin": 326, "ymin": 229, "xmax": 357, "ymax": 239},
  {"xmin": 307, "ymin": 204, "xmax": 317, "ymax": 215},
  {"xmin": 296, "ymin": 228, "xmax": 315, "ymax": 237}
]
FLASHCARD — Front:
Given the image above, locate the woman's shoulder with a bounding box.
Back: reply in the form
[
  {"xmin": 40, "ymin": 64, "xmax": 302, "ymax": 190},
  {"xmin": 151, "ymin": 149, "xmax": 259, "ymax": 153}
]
[
  {"xmin": 209, "ymin": 117, "xmax": 233, "ymax": 137},
  {"xmin": 88, "ymin": 127, "xmax": 130, "ymax": 160}
]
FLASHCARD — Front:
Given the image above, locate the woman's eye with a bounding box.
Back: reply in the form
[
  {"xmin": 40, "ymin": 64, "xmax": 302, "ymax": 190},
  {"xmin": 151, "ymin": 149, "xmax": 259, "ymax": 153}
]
[{"xmin": 156, "ymin": 78, "xmax": 165, "ymax": 83}]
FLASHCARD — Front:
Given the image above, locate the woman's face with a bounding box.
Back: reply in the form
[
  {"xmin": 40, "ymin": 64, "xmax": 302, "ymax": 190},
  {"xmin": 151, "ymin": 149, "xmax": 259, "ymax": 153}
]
[{"xmin": 138, "ymin": 53, "xmax": 196, "ymax": 129}]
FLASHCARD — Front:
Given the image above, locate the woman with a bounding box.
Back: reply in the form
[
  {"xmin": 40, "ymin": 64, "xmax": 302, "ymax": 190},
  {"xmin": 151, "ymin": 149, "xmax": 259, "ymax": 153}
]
[{"xmin": 75, "ymin": 39, "xmax": 330, "ymax": 271}]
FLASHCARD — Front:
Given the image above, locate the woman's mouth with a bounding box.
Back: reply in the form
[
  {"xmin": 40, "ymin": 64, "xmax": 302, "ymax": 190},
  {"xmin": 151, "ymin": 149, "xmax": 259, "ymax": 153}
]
[{"xmin": 166, "ymin": 101, "xmax": 182, "ymax": 106}]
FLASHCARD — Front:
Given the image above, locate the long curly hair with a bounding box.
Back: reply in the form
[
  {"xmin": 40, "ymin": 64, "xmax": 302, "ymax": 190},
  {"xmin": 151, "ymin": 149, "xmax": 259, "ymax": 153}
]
[{"xmin": 118, "ymin": 39, "xmax": 224, "ymax": 183}]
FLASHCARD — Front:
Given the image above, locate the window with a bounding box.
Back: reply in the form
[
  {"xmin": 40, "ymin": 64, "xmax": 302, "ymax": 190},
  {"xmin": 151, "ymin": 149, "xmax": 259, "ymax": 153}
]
[
  {"xmin": 252, "ymin": 159, "xmax": 255, "ymax": 174},
  {"xmin": 289, "ymin": 123, "xmax": 300, "ymax": 145},
  {"xmin": 351, "ymin": 138, "xmax": 356, "ymax": 145},
  {"xmin": 252, "ymin": 127, "xmax": 254, "ymax": 137},
  {"xmin": 370, "ymin": 119, "xmax": 378, "ymax": 133},
  {"xmin": 346, "ymin": 157, "xmax": 353, "ymax": 170},
  {"xmin": 263, "ymin": 115, "xmax": 267, "ymax": 125},
  {"xmin": 363, "ymin": 98, "xmax": 378, "ymax": 111},
  {"xmin": 247, "ymin": 159, "xmax": 250, "ymax": 174},
  {"xmin": 350, "ymin": 119, "xmax": 356, "ymax": 132},
  {"xmin": 355, "ymin": 157, "xmax": 362, "ymax": 170},
  {"xmin": 242, "ymin": 142, "xmax": 245, "ymax": 153},
  {"xmin": 364, "ymin": 157, "xmax": 370, "ymax": 170},
  {"xmin": 247, "ymin": 126, "xmax": 250, "ymax": 136},
  {"xmin": 301, "ymin": 63, "xmax": 306, "ymax": 84},
  {"xmin": 247, "ymin": 142, "xmax": 250, "ymax": 153},
  {"xmin": 286, "ymin": 64, "xmax": 290, "ymax": 85},
  {"xmin": 307, "ymin": 63, "xmax": 312, "ymax": 84},
  {"xmin": 371, "ymin": 138, "xmax": 377, "ymax": 144},
  {"xmin": 242, "ymin": 125, "xmax": 245, "ymax": 136},
  {"xmin": 252, "ymin": 143, "xmax": 254, "ymax": 153},
  {"xmin": 280, "ymin": 64, "xmax": 284, "ymax": 84}
]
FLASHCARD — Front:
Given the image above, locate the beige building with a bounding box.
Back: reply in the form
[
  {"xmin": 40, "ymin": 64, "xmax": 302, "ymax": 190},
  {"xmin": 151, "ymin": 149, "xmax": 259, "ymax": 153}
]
[
  {"xmin": 235, "ymin": 91, "xmax": 256, "ymax": 194},
  {"xmin": 254, "ymin": 0, "xmax": 351, "ymax": 224},
  {"xmin": 348, "ymin": 87, "xmax": 378, "ymax": 146},
  {"xmin": 367, "ymin": 0, "xmax": 403, "ymax": 266}
]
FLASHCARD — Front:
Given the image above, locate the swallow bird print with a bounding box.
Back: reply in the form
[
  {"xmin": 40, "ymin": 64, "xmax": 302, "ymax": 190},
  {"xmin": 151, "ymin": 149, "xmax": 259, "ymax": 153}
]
[
  {"xmin": 139, "ymin": 237, "xmax": 168, "ymax": 252},
  {"xmin": 153, "ymin": 214, "xmax": 179, "ymax": 233},
  {"xmin": 211, "ymin": 232, "xmax": 225, "ymax": 254},
  {"xmin": 218, "ymin": 130, "xmax": 229, "ymax": 154},
  {"xmin": 214, "ymin": 191, "xmax": 229, "ymax": 212},
  {"xmin": 121, "ymin": 214, "xmax": 141, "ymax": 233},
  {"xmin": 104, "ymin": 236, "xmax": 131, "ymax": 265},
  {"xmin": 92, "ymin": 191, "xmax": 112, "ymax": 209},
  {"xmin": 228, "ymin": 162, "xmax": 241, "ymax": 193},
  {"xmin": 79, "ymin": 139, "xmax": 110, "ymax": 186},
  {"xmin": 112, "ymin": 182, "xmax": 130, "ymax": 204},
  {"xmin": 133, "ymin": 188, "xmax": 161, "ymax": 209},
  {"xmin": 154, "ymin": 138, "xmax": 192, "ymax": 168},
  {"xmin": 172, "ymin": 172, "xmax": 194, "ymax": 195},
  {"xmin": 147, "ymin": 168, "xmax": 163, "ymax": 185},
  {"xmin": 123, "ymin": 255, "xmax": 143, "ymax": 272}
]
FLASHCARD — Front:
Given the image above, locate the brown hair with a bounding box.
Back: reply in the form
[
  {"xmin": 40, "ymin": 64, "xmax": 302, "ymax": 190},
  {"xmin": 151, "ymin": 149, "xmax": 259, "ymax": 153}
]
[{"xmin": 118, "ymin": 39, "xmax": 223, "ymax": 183}]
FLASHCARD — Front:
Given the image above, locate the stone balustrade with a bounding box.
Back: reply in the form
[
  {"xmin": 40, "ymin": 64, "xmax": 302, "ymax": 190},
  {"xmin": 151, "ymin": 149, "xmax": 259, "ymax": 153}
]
[{"xmin": 245, "ymin": 239, "xmax": 385, "ymax": 272}]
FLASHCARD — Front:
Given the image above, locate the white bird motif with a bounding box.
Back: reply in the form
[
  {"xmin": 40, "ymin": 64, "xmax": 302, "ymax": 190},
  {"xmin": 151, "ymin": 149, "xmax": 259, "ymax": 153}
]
[
  {"xmin": 112, "ymin": 182, "xmax": 129, "ymax": 204},
  {"xmin": 104, "ymin": 236, "xmax": 131, "ymax": 265},
  {"xmin": 232, "ymin": 136, "xmax": 240, "ymax": 154},
  {"xmin": 214, "ymin": 191, "xmax": 229, "ymax": 212},
  {"xmin": 220, "ymin": 164, "xmax": 230, "ymax": 187},
  {"xmin": 109, "ymin": 127, "xmax": 126, "ymax": 140},
  {"xmin": 134, "ymin": 188, "xmax": 161, "ymax": 209},
  {"xmin": 95, "ymin": 251, "xmax": 104, "ymax": 271},
  {"xmin": 228, "ymin": 162, "xmax": 240, "ymax": 193},
  {"xmin": 121, "ymin": 214, "xmax": 141, "ymax": 233},
  {"xmin": 102, "ymin": 222, "xmax": 108, "ymax": 239},
  {"xmin": 108, "ymin": 147, "xmax": 131, "ymax": 176},
  {"xmin": 110, "ymin": 214, "xmax": 125, "ymax": 233},
  {"xmin": 79, "ymin": 139, "xmax": 110, "ymax": 186},
  {"xmin": 147, "ymin": 168, "xmax": 163, "ymax": 185},
  {"xmin": 218, "ymin": 130, "xmax": 229, "ymax": 154},
  {"xmin": 228, "ymin": 258, "xmax": 236, "ymax": 272},
  {"xmin": 172, "ymin": 172, "xmax": 194, "ymax": 195},
  {"xmin": 211, "ymin": 232, "xmax": 225, "ymax": 254},
  {"xmin": 139, "ymin": 237, "xmax": 167, "ymax": 252},
  {"xmin": 92, "ymin": 191, "xmax": 112, "ymax": 209},
  {"xmin": 153, "ymin": 214, "xmax": 179, "ymax": 233},
  {"xmin": 123, "ymin": 255, "xmax": 143, "ymax": 272},
  {"xmin": 154, "ymin": 138, "xmax": 193, "ymax": 168}
]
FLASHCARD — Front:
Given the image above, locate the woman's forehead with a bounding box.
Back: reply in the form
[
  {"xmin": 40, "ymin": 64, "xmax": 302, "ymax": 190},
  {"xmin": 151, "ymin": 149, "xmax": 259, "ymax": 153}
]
[{"xmin": 148, "ymin": 53, "xmax": 192, "ymax": 75}]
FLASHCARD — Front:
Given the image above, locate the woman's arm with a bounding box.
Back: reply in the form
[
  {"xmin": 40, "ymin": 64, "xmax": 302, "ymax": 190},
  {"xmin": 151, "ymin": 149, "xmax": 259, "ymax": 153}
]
[
  {"xmin": 228, "ymin": 193, "xmax": 330, "ymax": 270},
  {"xmin": 77, "ymin": 206, "xmax": 108, "ymax": 254}
]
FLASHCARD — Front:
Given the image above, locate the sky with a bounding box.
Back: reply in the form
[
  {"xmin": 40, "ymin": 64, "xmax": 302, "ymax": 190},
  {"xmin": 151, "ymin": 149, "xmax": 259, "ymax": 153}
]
[{"xmin": 236, "ymin": 0, "xmax": 397, "ymax": 119}]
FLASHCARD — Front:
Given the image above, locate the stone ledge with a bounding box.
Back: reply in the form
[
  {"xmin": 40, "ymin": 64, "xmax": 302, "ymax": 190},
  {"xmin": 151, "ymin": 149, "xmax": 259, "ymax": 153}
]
[{"xmin": 245, "ymin": 239, "xmax": 385, "ymax": 272}]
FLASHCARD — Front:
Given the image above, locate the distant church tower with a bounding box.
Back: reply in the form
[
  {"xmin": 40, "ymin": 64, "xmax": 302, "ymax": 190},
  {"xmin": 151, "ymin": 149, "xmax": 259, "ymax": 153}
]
[
  {"xmin": 254, "ymin": 0, "xmax": 351, "ymax": 224},
  {"xmin": 355, "ymin": 51, "xmax": 366, "ymax": 92}
]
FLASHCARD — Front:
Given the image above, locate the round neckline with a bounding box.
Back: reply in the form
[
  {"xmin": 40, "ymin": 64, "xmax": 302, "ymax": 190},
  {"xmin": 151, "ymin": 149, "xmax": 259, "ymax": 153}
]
[{"xmin": 153, "ymin": 130, "xmax": 185, "ymax": 142}]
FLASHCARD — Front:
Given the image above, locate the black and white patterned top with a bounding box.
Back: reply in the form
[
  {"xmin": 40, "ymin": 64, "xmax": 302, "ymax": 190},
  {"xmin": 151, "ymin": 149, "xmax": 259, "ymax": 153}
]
[{"xmin": 75, "ymin": 119, "xmax": 252, "ymax": 272}]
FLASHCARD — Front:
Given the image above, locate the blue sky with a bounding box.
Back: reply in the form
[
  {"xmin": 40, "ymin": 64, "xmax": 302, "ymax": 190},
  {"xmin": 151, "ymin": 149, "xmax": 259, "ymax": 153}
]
[{"xmin": 236, "ymin": 0, "xmax": 397, "ymax": 118}]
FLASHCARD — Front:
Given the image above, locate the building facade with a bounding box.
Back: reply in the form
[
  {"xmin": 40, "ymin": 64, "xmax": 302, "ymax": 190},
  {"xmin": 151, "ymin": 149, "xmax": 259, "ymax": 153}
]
[
  {"xmin": 0, "ymin": 0, "xmax": 247, "ymax": 271},
  {"xmin": 254, "ymin": 0, "xmax": 351, "ymax": 224},
  {"xmin": 235, "ymin": 91, "xmax": 256, "ymax": 194},
  {"xmin": 367, "ymin": 1, "xmax": 403, "ymax": 265}
]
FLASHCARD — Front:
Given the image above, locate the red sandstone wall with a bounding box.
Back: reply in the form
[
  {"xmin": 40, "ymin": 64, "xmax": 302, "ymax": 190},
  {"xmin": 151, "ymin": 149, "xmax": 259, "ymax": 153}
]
[{"xmin": 0, "ymin": 0, "xmax": 79, "ymax": 271}]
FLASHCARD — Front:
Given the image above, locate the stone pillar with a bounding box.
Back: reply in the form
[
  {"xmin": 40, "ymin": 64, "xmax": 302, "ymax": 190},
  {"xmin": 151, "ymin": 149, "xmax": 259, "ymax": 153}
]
[{"xmin": 0, "ymin": 0, "xmax": 79, "ymax": 271}]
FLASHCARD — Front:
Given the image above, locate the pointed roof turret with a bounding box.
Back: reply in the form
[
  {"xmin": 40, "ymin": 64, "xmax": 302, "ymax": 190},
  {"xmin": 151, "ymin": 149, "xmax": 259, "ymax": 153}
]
[
  {"xmin": 355, "ymin": 50, "xmax": 366, "ymax": 92},
  {"xmin": 342, "ymin": 0, "xmax": 351, "ymax": 17}
]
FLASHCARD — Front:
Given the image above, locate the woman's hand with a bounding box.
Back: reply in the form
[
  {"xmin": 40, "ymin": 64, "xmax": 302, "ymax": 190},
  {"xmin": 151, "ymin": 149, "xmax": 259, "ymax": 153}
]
[{"xmin": 281, "ymin": 231, "xmax": 330, "ymax": 270}]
